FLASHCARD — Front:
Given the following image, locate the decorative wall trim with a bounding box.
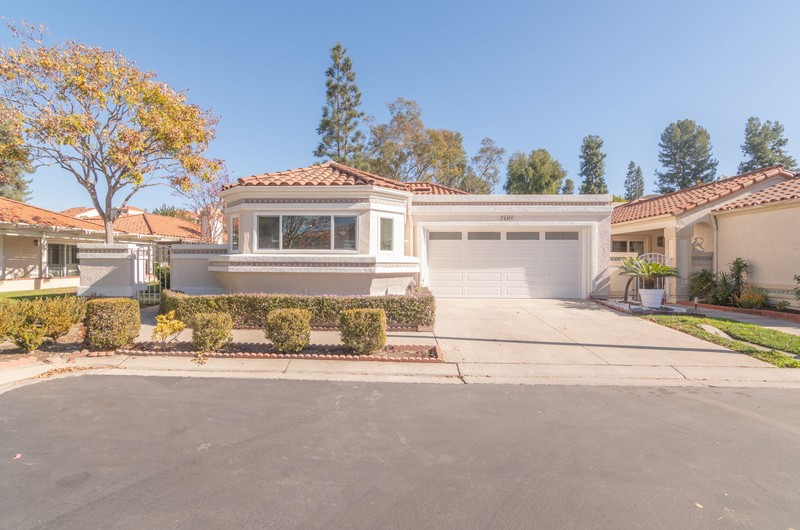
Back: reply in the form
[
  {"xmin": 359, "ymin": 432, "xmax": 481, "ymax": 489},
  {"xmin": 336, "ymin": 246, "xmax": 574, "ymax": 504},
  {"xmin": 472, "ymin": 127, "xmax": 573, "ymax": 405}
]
[
  {"xmin": 691, "ymin": 255, "xmax": 713, "ymax": 262},
  {"xmin": 227, "ymin": 198, "xmax": 369, "ymax": 207},
  {"xmin": 414, "ymin": 201, "xmax": 609, "ymax": 207},
  {"xmin": 210, "ymin": 260, "xmax": 414, "ymax": 269},
  {"xmin": 172, "ymin": 248, "xmax": 227, "ymax": 255}
]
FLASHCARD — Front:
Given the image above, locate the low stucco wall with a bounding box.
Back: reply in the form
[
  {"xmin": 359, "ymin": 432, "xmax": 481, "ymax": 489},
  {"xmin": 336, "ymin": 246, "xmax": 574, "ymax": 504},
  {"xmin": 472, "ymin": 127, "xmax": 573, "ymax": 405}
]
[
  {"xmin": 77, "ymin": 244, "xmax": 136, "ymax": 297},
  {"xmin": 0, "ymin": 276, "xmax": 79, "ymax": 293},
  {"xmin": 716, "ymin": 204, "xmax": 800, "ymax": 305}
]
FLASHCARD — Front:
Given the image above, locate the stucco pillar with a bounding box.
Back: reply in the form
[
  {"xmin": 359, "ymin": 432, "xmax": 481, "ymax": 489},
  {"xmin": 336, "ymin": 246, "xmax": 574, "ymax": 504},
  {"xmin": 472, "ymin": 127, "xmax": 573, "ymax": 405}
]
[
  {"xmin": 664, "ymin": 226, "xmax": 692, "ymax": 302},
  {"xmin": 76, "ymin": 243, "xmax": 137, "ymax": 297},
  {"xmin": 0, "ymin": 234, "xmax": 4, "ymax": 280},
  {"xmin": 38, "ymin": 234, "xmax": 48, "ymax": 279}
]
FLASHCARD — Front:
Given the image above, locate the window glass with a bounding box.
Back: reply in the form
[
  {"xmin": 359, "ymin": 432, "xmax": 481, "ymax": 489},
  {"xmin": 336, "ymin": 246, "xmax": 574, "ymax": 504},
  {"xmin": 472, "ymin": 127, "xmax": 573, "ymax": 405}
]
[
  {"xmin": 629, "ymin": 241, "xmax": 645, "ymax": 255},
  {"xmin": 282, "ymin": 215, "xmax": 331, "ymax": 250},
  {"xmin": 66, "ymin": 245, "xmax": 79, "ymax": 276},
  {"xmin": 506, "ymin": 232, "xmax": 540, "ymax": 240},
  {"xmin": 380, "ymin": 218, "xmax": 394, "ymax": 251},
  {"xmin": 468, "ymin": 232, "xmax": 501, "ymax": 240},
  {"xmin": 545, "ymin": 232, "xmax": 579, "ymax": 240},
  {"xmin": 333, "ymin": 216, "xmax": 357, "ymax": 250},
  {"xmin": 230, "ymin": 217, "xmax": 240, "ymax": 251},
  {"xmin": 257, "ymin": 216, "xmax": 280, "ymax": 249},
  {"xmin": 429, "ymin": 232, "xmax": 462, "ymax": 240},
  {"xmin": 48, "ymin": 244, "xmax": 63, "ymax": 266},
  {"xmin": 611, "ymin": 241, "xmax": 627, "ymax": 252}
]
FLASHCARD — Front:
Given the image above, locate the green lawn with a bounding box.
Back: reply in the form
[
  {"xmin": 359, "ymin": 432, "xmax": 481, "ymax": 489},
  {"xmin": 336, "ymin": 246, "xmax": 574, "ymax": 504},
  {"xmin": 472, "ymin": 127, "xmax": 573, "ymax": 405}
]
[
  {"xmin": 645, "ymin": 315, "xmax": 800, "ymax": 368},
  {"xmin": 0, "ymin": 287, "xmax": 77, "ymax": 301}
]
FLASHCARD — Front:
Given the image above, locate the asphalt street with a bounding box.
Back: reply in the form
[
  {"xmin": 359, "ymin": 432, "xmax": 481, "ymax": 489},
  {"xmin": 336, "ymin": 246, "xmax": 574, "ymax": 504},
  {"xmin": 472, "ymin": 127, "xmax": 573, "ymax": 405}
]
[{"xmin": 1, "ymin": 375, "xmax": 799, "ymax": 529}]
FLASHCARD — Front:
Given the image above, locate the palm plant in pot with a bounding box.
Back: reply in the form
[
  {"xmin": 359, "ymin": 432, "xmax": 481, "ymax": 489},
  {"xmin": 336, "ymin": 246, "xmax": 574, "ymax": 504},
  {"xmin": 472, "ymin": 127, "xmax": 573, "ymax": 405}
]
[{"xmin": 620, "ymin": 257, "xmax": 679, "ymax": 309}]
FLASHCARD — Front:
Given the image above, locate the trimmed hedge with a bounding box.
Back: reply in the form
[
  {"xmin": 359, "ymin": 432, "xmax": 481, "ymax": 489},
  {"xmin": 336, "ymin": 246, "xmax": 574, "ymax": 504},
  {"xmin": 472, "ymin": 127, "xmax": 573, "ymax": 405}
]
[
  {"xmin": 191, "ymin": 312, "xmax": 233, "ymax": 352},
  {"xmin": 161, "ymin": 288, "xmax": 435, "ymax": 329},
  {"xmin": 85, "ymin": 298, "xmax": 141, "ymax": 349},
  {"xmin": 265, "ymin": 309, "xmax": 311, "ymax": 353},
  {"xmin": 339, "ymin": 309, "xmax": 387, "ymax": 355}
]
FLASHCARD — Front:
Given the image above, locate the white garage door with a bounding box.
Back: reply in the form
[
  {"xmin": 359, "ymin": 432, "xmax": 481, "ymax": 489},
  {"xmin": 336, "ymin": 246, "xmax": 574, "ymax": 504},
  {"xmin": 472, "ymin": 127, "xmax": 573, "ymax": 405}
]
[{"xmin": 426, "ymin": 230, "xmax": 582, "ymax": 298}]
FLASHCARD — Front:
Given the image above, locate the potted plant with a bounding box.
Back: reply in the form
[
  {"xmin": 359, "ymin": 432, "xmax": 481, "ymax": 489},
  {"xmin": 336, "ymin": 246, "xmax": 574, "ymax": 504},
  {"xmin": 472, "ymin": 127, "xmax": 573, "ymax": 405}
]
[{"xmin": 620, "ymin": 257, "xmax": 679, "ymax": 309}]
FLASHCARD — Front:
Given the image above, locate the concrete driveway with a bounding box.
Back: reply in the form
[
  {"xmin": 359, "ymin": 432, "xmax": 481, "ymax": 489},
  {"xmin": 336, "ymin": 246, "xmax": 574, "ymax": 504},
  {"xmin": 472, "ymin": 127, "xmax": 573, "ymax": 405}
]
[{"xmin": 435, "ymin": 299, "xmax": 768, "ymax": 367}]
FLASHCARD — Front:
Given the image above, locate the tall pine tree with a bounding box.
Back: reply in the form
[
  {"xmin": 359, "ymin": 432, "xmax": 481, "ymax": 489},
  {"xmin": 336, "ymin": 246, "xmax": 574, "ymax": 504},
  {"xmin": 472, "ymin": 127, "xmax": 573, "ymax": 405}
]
[
  {"xmin": 623, "ymin": 161, "xmax": 644, "ymax": 201},
  {"xmin": 0, "ymin": 115, "xmax": 32, "ymax": 202},
  {"xmin": 655, "ymin": 119, "xmax": 717, "ymax": 193},
  {"xmin": 314, "ymin": 43, "xmax": 365, "ymax": 164},
  {"xmin": 738, "ymin": 117, "xmax": 797, "ymax": 173},
  {"xmin": 578, "ymin": 135, "xmax": 608, "ymax": 194},
  {"xmin": 561, "ymin": 178, "xmax": 575, "ymax": 194}
]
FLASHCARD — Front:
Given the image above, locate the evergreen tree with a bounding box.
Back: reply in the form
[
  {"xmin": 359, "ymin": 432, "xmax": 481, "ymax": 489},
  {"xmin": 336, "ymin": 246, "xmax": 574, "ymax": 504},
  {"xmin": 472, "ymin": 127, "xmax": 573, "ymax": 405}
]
[
  {"xmin": 504, "ymin": 149, "xmax": 566, "ymax": 194},
  {"xmin": 561, "ymin": 178, "xmax": 575, "ymax": 194},
  {"xmin": 623, "ymin": 161, "xmax": 645, "ymax": 201},
  {"xmin": 578, "ymin": 135, "xmax": 608, "ymax": 194},
  {"xmin": 738, "ymin": 117, "xmax": 797, "ymax": 173},
  {"xmin": 655, "ymin": 119, "xmax": 718, "ymax": 193},
  {"xmin": 0, "ymin": 116, "xmax": 32, "ymax": 202},
  {"xmin": 314, "ymin": 42, "xmax": 365, "ymax": 164}
]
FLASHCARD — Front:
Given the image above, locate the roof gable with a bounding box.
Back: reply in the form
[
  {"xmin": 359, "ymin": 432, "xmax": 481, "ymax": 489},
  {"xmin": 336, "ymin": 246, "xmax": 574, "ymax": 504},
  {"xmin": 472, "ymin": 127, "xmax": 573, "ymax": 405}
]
[
  {"xmin": 714, "ymin": 176, "xmax": 800, "ymax": 212},
  {"xmin": 611, "ymin": 166, "xmax": 795, "ymax": 224},
  {"xmin": 225, "ymin": 161, "xmax": 468, "ymax": 195}
]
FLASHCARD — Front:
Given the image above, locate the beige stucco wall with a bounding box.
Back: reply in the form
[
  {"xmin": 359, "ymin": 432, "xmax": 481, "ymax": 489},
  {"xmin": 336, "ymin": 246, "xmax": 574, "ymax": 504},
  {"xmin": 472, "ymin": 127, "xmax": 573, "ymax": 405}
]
[
  {"xmin": 1, "ymin": 235, "xmax": 40, "ymax": 280},
  {"xmin": 171, "ymin": 254, "xmax": 225, "ymax": 294},
  {"xmin": 716, "ymin": 202, "xmax": 800, "ymax": 304},
  {"xmin": 77, "ymin": 245, "xmax": 136, "ymax": 297}
]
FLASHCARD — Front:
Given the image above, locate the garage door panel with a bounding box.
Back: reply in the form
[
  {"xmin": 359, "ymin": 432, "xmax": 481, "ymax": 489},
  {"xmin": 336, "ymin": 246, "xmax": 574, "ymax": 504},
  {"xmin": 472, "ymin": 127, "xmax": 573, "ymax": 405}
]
[{"xmin": 427, "ymin": 230, "xmax": 582, "ymax": 299}]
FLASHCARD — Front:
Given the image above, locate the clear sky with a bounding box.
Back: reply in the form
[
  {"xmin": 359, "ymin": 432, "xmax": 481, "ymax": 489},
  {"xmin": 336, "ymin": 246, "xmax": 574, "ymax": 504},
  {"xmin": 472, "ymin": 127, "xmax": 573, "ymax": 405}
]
[{"xmin": 3, "ymin": 0, "xmax": 800, "ymax": 212}]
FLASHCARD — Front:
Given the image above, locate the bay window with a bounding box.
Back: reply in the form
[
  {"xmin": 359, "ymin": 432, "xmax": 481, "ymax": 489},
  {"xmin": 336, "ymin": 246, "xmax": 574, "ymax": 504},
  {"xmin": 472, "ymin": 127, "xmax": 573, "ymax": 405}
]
[{"xmin": 256, "ymin": 214, "xmax": 357, "ymax": 251}]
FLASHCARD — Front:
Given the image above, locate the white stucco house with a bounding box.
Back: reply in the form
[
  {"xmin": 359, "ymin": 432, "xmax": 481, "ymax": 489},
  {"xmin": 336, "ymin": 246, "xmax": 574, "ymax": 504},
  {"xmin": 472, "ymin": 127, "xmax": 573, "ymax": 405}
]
[{"xmin": 170, "ymin": 162, "xmax": 614, "ymax": 299}]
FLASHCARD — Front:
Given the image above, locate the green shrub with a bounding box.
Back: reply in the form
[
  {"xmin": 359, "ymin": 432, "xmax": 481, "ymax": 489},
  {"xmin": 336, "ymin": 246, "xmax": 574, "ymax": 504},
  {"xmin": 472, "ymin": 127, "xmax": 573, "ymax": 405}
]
[
  {"xmin": 736, "ymin": 288, "xmax": 768, "ymax": 309},
  {"xmin": 339, "ymin": 309, "xmax": 387, "ymax": 355},
  {"xmin": 152, "ymin": 310, "xmax": 186, "ymax": 347},
  {"xmin": 191, "ymin": 312, "xmax": 233, "ymax": 352},
  {"xmin": 161, "ymin": 288, "xmax": 435, "ymax": 329},
  {"xmin": 688, "ymin": 269, "xmax": 716, "ymax": 301},
  {"xmin": 0, "ymin": 301, "xmax": 18, "ymax": 339},
  {"xmin": 9, "ymin": 323, "xmax": 47, "ymax": 353},
  {"xmin": 776, "ymin": 300, "xmax": 791, "ymax": 311},
  {"xmin": 85, "ymin": 298, "xmax": 141, "ymax": 349},
  {"xmin": 265, "ymin": 309, "xmax": 311, "ymax": 353},
  {"xmin": 36, "ymin": 296, "xmax": 86, "ymax": 339},
  {"xmin": 795, "ymin": 274, "xmax": 800, "ymax": 301},
  {"xmin": 708, "ymin": 272, "xmax": 737, "ymax": 306}
]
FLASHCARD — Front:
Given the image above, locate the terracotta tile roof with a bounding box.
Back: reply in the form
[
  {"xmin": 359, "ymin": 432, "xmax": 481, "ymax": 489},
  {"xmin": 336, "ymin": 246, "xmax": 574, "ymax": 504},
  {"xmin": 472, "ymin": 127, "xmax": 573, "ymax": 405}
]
[
  {"xmin": 85, "ymin": 213, "xmax": 202, "ymax": 240},
  {"xmin": 611, "ymin": 166, "xmax": 795, "ymax": 224},
  {"xmin": 714, "ymin": 177, "xmax": 800, "ymax": 212},
  {"xmin": 0, "ymin": 197, "xmax": 106, "ymax": 232},
  {"xmin": 406, "ymin": 181, "xmax": 468, "ymax": 195},
  {"xmin": 59, "ymin": 206, "xmax": 94, "ymax": 217},
  {"xmin": 225, "ymin": 161, "xmax": 468, "ymax": 195}
]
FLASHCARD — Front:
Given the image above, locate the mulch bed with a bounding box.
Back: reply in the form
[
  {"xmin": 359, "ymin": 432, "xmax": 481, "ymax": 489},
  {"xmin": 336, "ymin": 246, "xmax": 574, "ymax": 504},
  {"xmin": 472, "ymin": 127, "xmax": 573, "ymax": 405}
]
[
  {"xmin": 592, "ymin": 298, "xmax": 705, "ymax": 316},
  {"xmin": 119, "ymin": 342, "xmax": 443, "ymax": 363}
]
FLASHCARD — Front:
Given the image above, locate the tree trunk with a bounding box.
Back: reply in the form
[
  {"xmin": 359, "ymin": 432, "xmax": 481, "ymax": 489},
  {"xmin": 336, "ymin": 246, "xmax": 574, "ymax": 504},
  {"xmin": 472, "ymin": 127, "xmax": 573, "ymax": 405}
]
[{"xmin": 104, "ymin": 218, "xmax": 115, "ymax": 244}]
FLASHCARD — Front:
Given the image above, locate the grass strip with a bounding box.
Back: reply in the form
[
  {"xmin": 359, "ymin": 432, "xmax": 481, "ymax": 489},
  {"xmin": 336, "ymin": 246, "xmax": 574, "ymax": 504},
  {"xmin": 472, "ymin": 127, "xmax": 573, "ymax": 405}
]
[{"xmin": 644, "ymin": 315, "xmax": 800, "ymax": 368}]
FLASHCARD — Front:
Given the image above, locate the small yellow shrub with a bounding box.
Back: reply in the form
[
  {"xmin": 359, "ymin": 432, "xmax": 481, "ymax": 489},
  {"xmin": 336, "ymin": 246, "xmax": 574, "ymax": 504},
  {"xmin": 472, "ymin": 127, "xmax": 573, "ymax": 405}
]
[{"xmin": 152, "ymin": 310, "xmax": 186, "ymax": 347}]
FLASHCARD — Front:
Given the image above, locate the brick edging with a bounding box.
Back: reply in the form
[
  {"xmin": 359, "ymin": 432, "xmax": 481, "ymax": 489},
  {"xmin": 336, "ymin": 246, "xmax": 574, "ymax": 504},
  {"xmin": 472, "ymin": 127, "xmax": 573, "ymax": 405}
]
[
  {"xmin": 677, "ymin": 301, "xmax": 800, "ymax": 323},
  {"xmin": 116, "ymin": 344, "xmax": 443, "ymax": 363}
]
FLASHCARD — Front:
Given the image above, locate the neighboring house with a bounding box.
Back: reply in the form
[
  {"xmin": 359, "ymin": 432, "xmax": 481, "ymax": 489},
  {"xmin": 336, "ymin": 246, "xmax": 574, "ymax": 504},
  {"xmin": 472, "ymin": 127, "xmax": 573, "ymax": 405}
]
[
  {"xmin": 610, "ymin": 166, "xmax": 797, "ymax": 301},
  {"xmin": 171, "ymin": 161, "xmax": 613, "ymax": 299},
  {"xmin": 0, "ymin": 196, "xmax": 201, "ymax": 293},
  {"xmin": 712, "ymin": 177, "xmax": 800, "ymax": 306}
]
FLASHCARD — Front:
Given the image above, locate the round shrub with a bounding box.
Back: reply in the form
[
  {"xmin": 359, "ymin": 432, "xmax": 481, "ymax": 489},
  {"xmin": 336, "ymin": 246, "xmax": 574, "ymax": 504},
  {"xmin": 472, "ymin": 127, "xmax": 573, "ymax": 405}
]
[
  {"xmin": 85, "ymin": 298, "xmax": 141, "ymax": 349},
  {"xmin": 265, "ymin": 309, "xmax": 311, "ymax": 353},
  {"xmin": 737, "ymin": 288, "xmax": 768, "ymax": 309},
  {"xmin": 191, "ymin": 312, "xmax": 233, "ymax": 352},
  {"xmin": 339, "ymin": 308, "xmax": 387, "ymax": 355},
  {"xmin": 0, "ymin": 301, "xmax": 19, "ymax": 340}
]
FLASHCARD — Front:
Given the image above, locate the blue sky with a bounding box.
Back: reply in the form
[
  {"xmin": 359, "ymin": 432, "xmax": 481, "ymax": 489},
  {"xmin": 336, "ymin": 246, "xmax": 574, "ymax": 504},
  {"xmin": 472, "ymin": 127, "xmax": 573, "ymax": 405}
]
[{"xmin": 3, "ymin": 0, "xmax": 800, "ymax": 211}]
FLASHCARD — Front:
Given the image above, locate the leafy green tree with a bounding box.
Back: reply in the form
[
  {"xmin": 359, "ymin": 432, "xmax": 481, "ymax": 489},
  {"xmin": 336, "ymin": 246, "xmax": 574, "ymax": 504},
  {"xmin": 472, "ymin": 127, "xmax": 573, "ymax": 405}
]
[
  {"xmin": 314, "ymin": 42, "xmax": 365, "ymax": 164},
  {"xmin": 0, "ymin": 23, "xmax": 221, "ymax": 243},
  {"xmin": 504, "ymin": 149, "xmax": 566, "ymax": 194},
  {"xmin": 738, "ymin": 117, "xmax": 797, "ymax": 173},
  {"xmin": 561, "ymin": 178, "xmax": 575, "ymax": 194},
  {"xmin": 623, "ymin": 161, "xmax": 645, "ymax": 201},
  {"xmin": 151, "ymin": 204, "xmax": 194, "ymax": 220},
  {"xmin": 655, "ymin": 119, "xmax": 718, "ymax": 193},
  {"xmin": 362, "ymin": 98, "xmax": 469, "ymax": 187},
  {"xmin": 578, "ymin": 135, "xmax": 608, "ymax": 194},
  {"xmin": 463, "ymin": 137, "xmax": 505, "ymax": 193},
  {"xmin": 0, "ymin": 114, "xmax": 32, "ymax": 201}
]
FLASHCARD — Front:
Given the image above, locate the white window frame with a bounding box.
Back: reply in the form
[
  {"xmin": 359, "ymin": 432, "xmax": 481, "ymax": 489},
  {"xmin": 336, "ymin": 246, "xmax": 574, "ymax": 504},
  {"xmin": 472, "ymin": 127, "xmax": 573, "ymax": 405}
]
[
  {"xmin": 252, "ymin": 213, "xmax": 359, "ymax": 253},
  {"xmin": 229, "ymin": 214, "xmax": 240, "ymax": 253},
  {"xmin": 379, "ymin": 216, "xmax": 395, "ymax": 253},
  {"xmin": 611, "ymin": 238, "xmax": 647, "ymax": 254}
]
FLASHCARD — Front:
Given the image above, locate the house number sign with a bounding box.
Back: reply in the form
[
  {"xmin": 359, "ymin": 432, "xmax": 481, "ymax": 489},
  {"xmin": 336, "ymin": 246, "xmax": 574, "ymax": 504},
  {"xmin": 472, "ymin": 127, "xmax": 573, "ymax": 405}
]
[{"xmin": 500, "ymin": 215, "xmax": 514, "ymax": 221}]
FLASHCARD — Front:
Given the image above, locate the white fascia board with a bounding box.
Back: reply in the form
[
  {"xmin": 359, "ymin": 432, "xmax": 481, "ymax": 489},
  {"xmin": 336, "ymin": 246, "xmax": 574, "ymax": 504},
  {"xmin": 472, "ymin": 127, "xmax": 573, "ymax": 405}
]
[
  {"xmin": 410, "ymin": 193, "xmax": 612, "ymax": 205},
  {"xmin": 610, "ymin": 215, "xmax": 674, "ymax": 234},
  {"xmin": 221, "ymin": 184, "xmax": 412, "ymax": 203}
]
